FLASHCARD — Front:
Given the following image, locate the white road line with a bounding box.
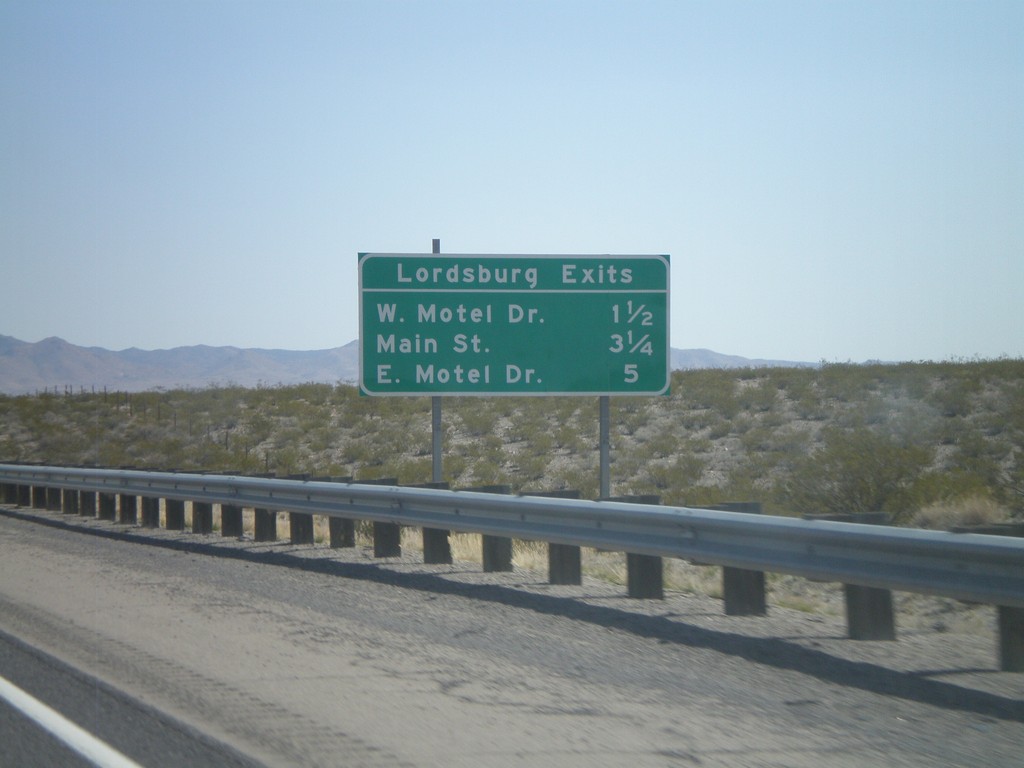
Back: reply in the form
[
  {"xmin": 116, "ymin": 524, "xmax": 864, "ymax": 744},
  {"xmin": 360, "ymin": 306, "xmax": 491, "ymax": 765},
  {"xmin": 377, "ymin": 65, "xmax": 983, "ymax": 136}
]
[{"xmin": 0, "ymin": 674, "xmax": 144, "ymax": 768}]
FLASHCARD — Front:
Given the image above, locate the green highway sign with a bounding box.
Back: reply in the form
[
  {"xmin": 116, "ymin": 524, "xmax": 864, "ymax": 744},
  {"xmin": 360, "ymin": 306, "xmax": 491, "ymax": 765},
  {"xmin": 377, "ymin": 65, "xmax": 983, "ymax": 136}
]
[{"xmin": 358, "ymin": 253, "xmax": 670, "ymax": 396}]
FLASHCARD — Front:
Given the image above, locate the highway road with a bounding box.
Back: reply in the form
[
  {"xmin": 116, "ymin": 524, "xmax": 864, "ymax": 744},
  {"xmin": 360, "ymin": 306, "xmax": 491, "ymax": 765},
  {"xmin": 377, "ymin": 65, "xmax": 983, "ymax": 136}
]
[
  {"xmin": 0, "ymin": 505, "xmax": 1021, "ymax": 767},
  {"xmin": 0, "ymin": 628, "xmax": 259, "ymax": 767}
]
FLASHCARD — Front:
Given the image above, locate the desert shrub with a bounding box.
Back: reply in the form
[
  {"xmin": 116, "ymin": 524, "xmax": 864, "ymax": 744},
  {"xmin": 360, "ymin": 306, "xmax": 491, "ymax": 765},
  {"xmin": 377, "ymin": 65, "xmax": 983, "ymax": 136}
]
[
  {"xmin": 642, "ymin": 454, "xmax": 705, "ymax": 494},
  {"xmin": 817, "ymin": 362, "xmax": 872, "ymax": 403},
  {"xmin": 381, "ymin": 456, "xmax": 433, "ymax": 484},
  {"xmin": 455, "ymin": 402, "xmax": 496, "ymax": 437},
  {"xmin": 464, "ymin": 456, "xmax": 511, "ymax": 488},
  {"xmin": 3, "ymin": 360, "xmax": 1022, "ymax": 517},
  {"xmin": 1004, "ymin": 459, "xmax": 1024, "ymax": 514},
  {"xmin": 644, "ymin": 429, "xmax": 680, "ymax": 459},
  {"xmin": 902, "ymin": 469, "xmax": 998, "ymax": 512},
  {"xmin": 543, "ymin": 462, "xmax": 598, "ymax": 499},
  {"xmin": 679, "ymin": 370, "xmax": 741, "ymax": 418},
  {"xmin": 929, "ymin": 372, "xmax": 983, "ymax": 418},
  {"xmin": 736, "ymin": 378, "xmax": 778, "ymax": 413},
  {"xmin": 707, "ymin": 416, "xmax": 731, "ymax": 440},
  {"xmin": 510, "ymin": 451, "xmax": 548, "ymax": 483},
  {"xmin": 781, "ymin": 426, "xmax": 933, "ymax": 522}
]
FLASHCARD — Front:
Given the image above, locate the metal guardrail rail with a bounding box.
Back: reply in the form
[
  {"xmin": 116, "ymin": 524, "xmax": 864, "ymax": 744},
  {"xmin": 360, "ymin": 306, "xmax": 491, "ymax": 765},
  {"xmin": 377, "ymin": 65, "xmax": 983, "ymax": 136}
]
[{"xmin": 2, "ymin": 463, "xmax": 1023, "ymax": 610}]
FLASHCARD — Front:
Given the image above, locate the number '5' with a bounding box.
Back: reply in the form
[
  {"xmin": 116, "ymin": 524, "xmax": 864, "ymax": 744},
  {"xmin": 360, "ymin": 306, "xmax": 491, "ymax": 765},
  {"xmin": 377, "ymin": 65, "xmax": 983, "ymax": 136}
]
[{"xmin": 624, "ymin": 364, "xmax": 639, "ymax": 383}]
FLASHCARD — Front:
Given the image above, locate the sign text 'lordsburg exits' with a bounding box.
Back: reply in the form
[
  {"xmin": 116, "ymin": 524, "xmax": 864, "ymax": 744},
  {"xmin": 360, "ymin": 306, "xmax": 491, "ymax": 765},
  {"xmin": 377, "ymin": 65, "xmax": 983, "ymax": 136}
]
[{"xmin": 358, "ymin": 253, "xmax": 670, "ymax": 396}]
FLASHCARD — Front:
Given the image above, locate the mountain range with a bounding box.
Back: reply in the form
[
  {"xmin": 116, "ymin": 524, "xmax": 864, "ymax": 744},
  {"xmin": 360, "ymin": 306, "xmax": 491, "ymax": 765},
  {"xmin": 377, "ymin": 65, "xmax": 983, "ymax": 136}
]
[{"xmin": 0, "ymin": 335, "xmax": 814, "ymax": 395}]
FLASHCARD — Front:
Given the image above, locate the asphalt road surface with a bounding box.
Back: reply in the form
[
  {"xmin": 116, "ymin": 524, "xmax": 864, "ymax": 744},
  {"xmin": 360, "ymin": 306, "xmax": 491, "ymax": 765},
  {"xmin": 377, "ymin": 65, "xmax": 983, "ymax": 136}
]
[
  {"xmin": 0, "ymin": 628, "xmax": 260, "ymax": 768},
  {"xmin": 1, "ymin": 505, "xmax": 1021, "ymax": 767}
]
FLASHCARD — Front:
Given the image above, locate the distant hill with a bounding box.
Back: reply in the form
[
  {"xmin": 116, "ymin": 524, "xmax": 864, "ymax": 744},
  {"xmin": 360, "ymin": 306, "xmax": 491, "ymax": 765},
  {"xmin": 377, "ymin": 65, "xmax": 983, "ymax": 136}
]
[
  {"xmin": 670, "ymin": 348, "xmax": 812, "ymax": 371},
  {"xmin": 0, "ymin": 335, "xmax": 813, "ymax": 395}
]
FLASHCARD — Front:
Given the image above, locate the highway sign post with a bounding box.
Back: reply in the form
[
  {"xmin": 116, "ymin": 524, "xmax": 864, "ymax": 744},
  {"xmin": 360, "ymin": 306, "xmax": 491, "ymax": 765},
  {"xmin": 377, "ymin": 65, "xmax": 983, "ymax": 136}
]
[{"xmin": 359, "ymin": 253, "xmax": 670, "ymax": 396}]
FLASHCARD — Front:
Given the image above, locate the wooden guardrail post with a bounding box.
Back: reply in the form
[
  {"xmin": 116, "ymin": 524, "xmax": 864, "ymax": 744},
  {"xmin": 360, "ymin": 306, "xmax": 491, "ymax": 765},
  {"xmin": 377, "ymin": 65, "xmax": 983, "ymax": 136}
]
[
  {"xmin": 98, "ymin": 492, "xmax": 117, "ymax": 521},
  {"xmin": 627, "ymin": 554, "xmax": 663, "ymax": 599},
  {"xmin": 118, "ymin": 493, "xmax": 138, "ymax": 525},
  {"xmin": 286, "ymin": 474, "xmax": 315, "ymax": 545},
  {"xmin": 711, "ymin": 502, "xmax": 767, "ymax": 615},
  {"xmin": 220, "ymin": 502, "xmax": 243, "ymax": 537},
  {"xmin": 374, "ymin": 523, "xmax": 402, "ymax": 557},
  {"xmin": 249, "ymin": 473, "xmax": 277, "ymax": 542},
  {"xmin": 329, "ymin": 517, "xmax": 355, "ymax": 548},
  {"xmin": 806, "ymin": 513, "xmax": 895, "ymax": 640},
  {"xmin": 165, "ymin": 498, "xmax": 185, "ymax": 531},
  {"xmin": 61, "ymin": 487, "xmax": 79, "ymax": 515},
  {"xmin": 404, "ymin": 482, "xmax": 451, "ymax": 564},
  {"xmin": 140, "ymin": 496, "xmax": 160, "ymax": 528},
  {"xmin": 374, "ymin": 528, "xmax": 401, "ymax": 557},
  {"xmin": 482, "ymin": 536, "xmax": 513, "ymax": 572},
  {"xmin": 952, "ymin": 523, "xmax": 1024, "ymax": 673},
  {"xmin": 999, "ymin": 607, "xmax": 1024, "ymax": 673},
  {"xmin": 523, "ymin": 490, "xmax": 582, "ymax": 585},
  {"xmin": 356, "ymin": 478, "xmax": 401, "ymax": 558},
  {"xmin": 844, "ymin": 514, "xmax": 895, "ymax": 641},
  {"xmin": 844, "ymin": 582, "xmax": 896, "ymax": 640},
  {"xmin": 471, "ymin": 485, "xmax": 514, "ymax": 572},
  {"xmin": 421, "ymin": 526, "xmax": 451, "ymax": 562},
  {"xmin": 218, "ymin": 471, "xmax": 244, "ymax": 538},
  {"xmin": 312, "ymin": 477, "xmax": 355, "ymax": 549},
  {"xmin": 17, "ymin": 484, "xmax": 32, "ymax": 507},
  {"xmin": 79, "ymin": 490, "xmax": 96, "ymax": 518},
  {"xmin": 607, "ymin": 495, "xmax": 664, "ymax": 599},
  {"xmin": 192, "ymin": 501, "xmax": 213, "ymax": 534},
  {"xmin": 254, "ymin": 506, "xmax": 277, "ymax": 541},
  {"xmin": 548, "ymin": 543, "xmax": 582, "ymax": 585}
]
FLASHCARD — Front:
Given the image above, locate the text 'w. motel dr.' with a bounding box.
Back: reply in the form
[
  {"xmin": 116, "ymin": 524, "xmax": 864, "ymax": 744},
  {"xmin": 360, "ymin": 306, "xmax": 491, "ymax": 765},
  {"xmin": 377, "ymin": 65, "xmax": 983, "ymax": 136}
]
[{"xmin": 358, "ymin": 253, "xmax": 670, "ymax": 397}]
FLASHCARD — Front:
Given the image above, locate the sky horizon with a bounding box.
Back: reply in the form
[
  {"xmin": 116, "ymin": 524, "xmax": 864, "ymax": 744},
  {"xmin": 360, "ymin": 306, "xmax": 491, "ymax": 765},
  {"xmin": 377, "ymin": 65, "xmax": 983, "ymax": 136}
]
[{"xmin": 2, "ymin": 1, "xmax": 1022, "ymax": 364}]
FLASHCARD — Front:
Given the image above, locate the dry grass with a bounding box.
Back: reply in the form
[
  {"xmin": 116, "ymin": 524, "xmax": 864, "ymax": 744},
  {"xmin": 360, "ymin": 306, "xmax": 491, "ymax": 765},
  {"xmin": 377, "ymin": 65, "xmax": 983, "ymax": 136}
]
[{"xmin": 909, "ymin": 495, "xmax": 1012, "ymax": 530}]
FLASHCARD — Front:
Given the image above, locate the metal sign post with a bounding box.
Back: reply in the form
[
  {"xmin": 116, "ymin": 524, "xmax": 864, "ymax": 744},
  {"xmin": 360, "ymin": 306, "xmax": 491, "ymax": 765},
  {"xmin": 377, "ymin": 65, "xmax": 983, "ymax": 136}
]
[
  {"xmin": 600, "ymin": 395, "xmax": 611, "ymax": 499},
  {"xmin": 430, "ymin": 238, "xmax": 443, "ymax": 484}
]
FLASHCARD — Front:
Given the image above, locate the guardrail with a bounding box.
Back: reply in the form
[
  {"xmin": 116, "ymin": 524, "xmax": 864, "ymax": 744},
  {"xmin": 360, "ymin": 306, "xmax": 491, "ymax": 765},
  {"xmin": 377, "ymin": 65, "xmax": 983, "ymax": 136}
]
[{"xmin": 1, "ymin": 463, "xmax": 1022, "ymax": 672}]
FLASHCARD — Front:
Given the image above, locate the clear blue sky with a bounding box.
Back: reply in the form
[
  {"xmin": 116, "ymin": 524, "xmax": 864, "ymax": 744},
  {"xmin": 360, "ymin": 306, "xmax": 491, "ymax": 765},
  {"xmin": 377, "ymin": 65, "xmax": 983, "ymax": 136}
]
[{"xmin": 2, "ymin": 0, "xmax": 1021, "ymax": 363}]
